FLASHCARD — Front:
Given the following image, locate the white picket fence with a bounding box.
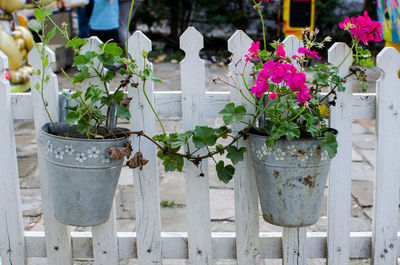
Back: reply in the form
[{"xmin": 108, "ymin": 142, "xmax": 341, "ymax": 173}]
[{"xmin": 0, "ymin": 28, "xmax": 399, "ymax": 265}]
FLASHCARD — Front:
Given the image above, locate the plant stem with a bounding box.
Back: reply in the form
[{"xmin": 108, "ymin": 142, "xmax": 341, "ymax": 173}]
[
  {"xmin": 256, "ymin": 3, "xmax": 267, "ymax": 50},
  {"xmin": 126, "ymin": 0, "xmax": 136, "ymax": 58},
  {"xmin": 141, "ymin": 80, "xmax": 166, "ymax": 134}
]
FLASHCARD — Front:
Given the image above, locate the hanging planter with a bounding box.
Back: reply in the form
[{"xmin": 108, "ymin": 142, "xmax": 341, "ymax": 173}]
[
  {"xmin": 249, "ymin": 130, "xmax": 335, "ymax": 227},
  {"xmin": 40, "ymin": 123, "xmax": 130, "ymax": 226}
]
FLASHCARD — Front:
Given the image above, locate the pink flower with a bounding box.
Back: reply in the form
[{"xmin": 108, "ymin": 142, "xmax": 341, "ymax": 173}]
[
  {"xmin": 264, "ymin": 60, "xmax": 285, "ymax": 84},
  {"xmin": 245, "ymin": 41, "xmax": 260, "ymax": 62},
  {"xmin": 251, "ymin": 69, "xmax": 270, "ymax": 97},
  {"xmin": 296, "ymin": 86, "xmax": 312, "ymax": 103},
  {"xmin": 4, "ymin": 71, "xmax": 9, "ymax": 81},
  {"xmin": 286, "ymin": 72, "xmax": 306, "ymax": 92},
  {"xmin": 275, "ymin": 44, "xmax": 286, "ymax": 58},
  {"xmin": 298, "ymin": 47, "xmax": 322, "ymax": 60},
  {"xmin": 282, "ymin": 63, "xmax": 297, "ymax": 81},
  {"xmin": 339, "ymin": 11, "xmax": 383, "ymax": 43},
  {"xmin": 269, "ymin": 92, "xmax": 277, "ymax": 99}
]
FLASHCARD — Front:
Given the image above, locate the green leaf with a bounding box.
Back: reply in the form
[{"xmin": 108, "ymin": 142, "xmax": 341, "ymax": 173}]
[
  {"xmin": 113, "ymin": 90, "xmax": 125, "ymax": 104},
  {"xmin": 226, "ymin": 146, "xmax": 247, "ymax": 165},
  {"xmin": 67, "ymin": 37, "xmax": 88, "ymax": 49},
  {"xmin": 90, "ymin": 87, "xmax": 103, "ymax": 103},
  {"xmin": 98, "ymin": 53, "xmax": 114, "ymax": 66},
  {"xmin": 74, "ymin": 55, "xmax": 89, "ymax": 65},
  {"xmin": 65, "ymin": 105, "xmax": 78, "ymax": 111},
  {"xmin": 219, "ymin": 103, "xmax": 246, "ymax": 125},
  {"xmin": 73, "ymin": 67, "xmax": 90, "ymax": 83},
  {"xmin": 77, "ymin": 119, "xmax": 91, "ymax": 134},
  {"xmin": 100, "ymin": 42, "xmax": 123, "ymax": 57},
  {"xmin": 157, "ymin": 150, "xmax": 184, "ymax": 172},
  {"xmin": 276, "ymin": 121, "xmax": 300, "ymax": 141},
  {"xmin": 71, "ymin": 91, "xmax": 82, "ymax": 99},
  {"xmin": 302, "ymin": 113, "xmax": 321, "ymax": 137},
  {"xmin": 215, "ymin": 126, "xmax": 228, "ymax": 138},
  {"xmin": 216, "ymin": 161, "xmax": 235, "ymax": 184},
  {"xmin": 321, "ymin": 132, "xmax": 338, "ymax": 159},
  {"xmin": 34, "ymin": 9, "xmax": 45, "ymax": 23},
  {"xmin": 65, "ymin": 111, "xmax": 79, "ymax": 125},
  {"xmin": 47, "ymin": 27, "xmax": 56, "ymax": 41},
  {"xmin": 169, "ymin": 132, "xmax": 192, "ymax": 149},
  {"xmin": 116, "ymin": 105, "xmax": 131, "ymax": 120},
  {"xmin": 192, "ymin": 126, "xmax": 218, "ymax": 148}
]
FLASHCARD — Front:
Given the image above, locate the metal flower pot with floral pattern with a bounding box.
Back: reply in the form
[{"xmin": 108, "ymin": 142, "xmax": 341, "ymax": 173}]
[
  {"xmin": 40, "ymin": 123, "xmax": 130, "ymax": 227},
  {"xmin": 249, "ymin": 131, "xmax": 332, "ymax": 227}
]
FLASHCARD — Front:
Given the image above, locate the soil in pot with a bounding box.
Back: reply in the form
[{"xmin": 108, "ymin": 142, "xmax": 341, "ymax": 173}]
[
  {"xmin": 40, "ymin": 123, "xmax": 130, "ymax": 227},
  {"xmin": 248, "ymin": 129, "xmax": 334, "ymax": 227}
]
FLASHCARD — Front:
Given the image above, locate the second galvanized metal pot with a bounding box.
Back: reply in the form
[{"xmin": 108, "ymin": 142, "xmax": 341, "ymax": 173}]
[
  {"xmin": 40, "ymin": 123, "xmax": 130, "ymax": 227},
  {"xmin": 249, "ymin": 132, "xmax": 332, "ymax": 227}
]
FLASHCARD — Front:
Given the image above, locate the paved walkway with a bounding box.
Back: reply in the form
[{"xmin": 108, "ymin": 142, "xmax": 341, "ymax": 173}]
[{"xmin": 14, "ymin": 62, "xmax": 383, "ymax": 264}]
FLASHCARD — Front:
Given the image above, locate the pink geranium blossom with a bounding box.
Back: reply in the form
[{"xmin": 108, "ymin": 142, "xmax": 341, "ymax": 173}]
[
  {"xmin": 264, "ymin": 61, "xmax": 285, "ymax": 84},
  {"xmin": 339, "ymin": 11, "xmax": 383, "ymax": 43},
  {"xmin": 298, "ymin": 47, "xmax": 322, "ymax": 60},
  {"xmin": 251, "ymin": 69, "xmax": 270, "ymax": 97},
  {"xmin": 245, "ymin": 41, "xmax": 260, "ymax": 62},
  {"xmin": 296, "ymin": 86, "xmax": 312, "ymax": 103},
  {"xmin": 275, "ymin": 44, "xmax": 286, "ymax": 58},
  {"xmin": 269, "ymin": 92, "xmax": 277, "ymax": 99}
]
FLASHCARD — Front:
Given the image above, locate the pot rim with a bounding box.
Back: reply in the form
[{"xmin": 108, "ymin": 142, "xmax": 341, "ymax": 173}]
[
  {"xmin": 248, "ymin": 127, "xmax": 338, "ymax": 142},
  {"xmin": 40, "ymin": 122, "xmax": 130, "ymax": 143}
]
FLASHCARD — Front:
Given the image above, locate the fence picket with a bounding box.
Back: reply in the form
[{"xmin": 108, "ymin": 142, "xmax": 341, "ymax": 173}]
[
  {"xmin": 228, "ymin": 30, "xmax": 261, "ymax": 265},
  {"xmin": 281, "ymin": 35, "xmax": 307, "ymax": 265},
  {"xmin": 128, "ymin": 31, "xmax": 163, "ymax": 265},
  {"xmin": 372, "ymin": 47, "xmax": 400, "ymax": 265},
  {"xmin": 180, "ymin": 27, "xmax": 212, "ymax": 265},
  {"xmin": 79, "ymin": 37, "xmax": 119, "ymax": 265},
  {"xmin": 0, "ymin": 51, "xmax": 27, "ymax": 265},
  {"xmin": 29, "ymin": 45, "xmax": 73, "ymax": 264},
  {"xmin": 327, "ymin": 42, "xmax": 353, "ymax": 265}
]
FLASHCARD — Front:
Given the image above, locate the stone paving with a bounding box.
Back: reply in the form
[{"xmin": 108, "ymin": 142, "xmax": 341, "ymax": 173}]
[{"xmin": 14, "ymin": 62, "xmax": 384, "ymax": 264}]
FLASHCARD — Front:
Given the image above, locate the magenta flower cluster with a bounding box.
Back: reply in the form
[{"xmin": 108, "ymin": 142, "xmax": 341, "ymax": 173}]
[
  {"xmin": 339, "ymin": 11, "xmax": 383, "ymax": 43},
  {"xmin": 248, "ymin": 44, "xmax": 314, "ymax": 103}
]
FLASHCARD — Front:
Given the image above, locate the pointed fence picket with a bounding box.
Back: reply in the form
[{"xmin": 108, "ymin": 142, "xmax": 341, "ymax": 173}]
[
  {"xmin": 180, "ymin": 27, "xmax": 213, "ymax": 265},
  {"xmin": 128, "ymin": 31, "xmax": 163, "ymax": 264},
  {"xmin": 0, "ymin": 51, "xmax": 26, "ymax": 265},
  {"xmin": 28, "ymin": 44, "xmax": 73, "ymax": 265},
  {"xmin": 281, "ymin": 35, "xmax": 307, "ymax": 265},
  {"xmin": 228, "ymin": 30, "xmax": 261, "ymax": 265},
  {"xmin": 1, "ymin": 30, "xmax": 400, "ymax": 265},
  {"xmin": 372, "ymin": 47, "xmax": 400, "ymax": 265},
  {"xmin": 80, "ymin": 37, "xmax": 120, "ymax": 265},
  {"xmin": 327, "ymin": 43, "xmax": 354, "ymax": 265}
]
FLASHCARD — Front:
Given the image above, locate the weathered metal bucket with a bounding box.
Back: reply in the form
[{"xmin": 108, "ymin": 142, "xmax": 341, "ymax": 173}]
[
  {"xmin": 40, "ymin": 123, "xmax": 130, "ymax": 227},
  {"xmin": 249, "ymin": 132, "xmax": 331, "ymax": 227}
]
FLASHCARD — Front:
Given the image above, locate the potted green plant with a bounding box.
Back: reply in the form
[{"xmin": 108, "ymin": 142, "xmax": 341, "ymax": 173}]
[
  {"xmin": 143, "ymin": 1, "xmax": 382, "ymax": 228},
  {"xmin": 30, "ymin": 0, "xmax": 160, "ymax": 226}
]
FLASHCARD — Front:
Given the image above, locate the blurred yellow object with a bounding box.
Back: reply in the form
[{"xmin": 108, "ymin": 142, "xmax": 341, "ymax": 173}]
[
  {"xmin": 385, "ymin": 41, "xmax": 400, "ymax": 53},
  {"xmin": 0, "ymin": 0, "xmax": 25, "ymax": 13},
  {"xmin": 283, "ymin": 0, "xmax": 315, "ymax": 39},
  {"xmin": 17, "ymin": 13, "xmax": 28, "ymax": 27},
  {"xmin": 0, "ymin": 24, "xmax": 24, "ymax": 70},
  {"xmin": 318, "ymin": 105, "xmax": 330, "ymax": 117}
]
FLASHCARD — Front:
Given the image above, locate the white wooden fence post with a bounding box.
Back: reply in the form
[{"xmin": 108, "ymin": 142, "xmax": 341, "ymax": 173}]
[
  {"xmin": 180, "ymin": 27, "xmax": 213, "ymax": 265},
  {"xmin": 372, "ymin": 47, "xmax": 400, "ymax": 265},
  {"xmin": 29, "ymin": 45, "xmax": 73, "ymax": 264},
  {"xmin": 280, "ymin": 35, "xmax": 307, "ymax": 265},
  {"xmin": 0, "ymin": 51, "xmax": 27, "ymax": 265},
  {"xmin": 80, "ymin": 37, "xmax": 119, "ymax": 265},
  {"xmin": 128, "ymin": 31, "xmax": 163, "ymax": 265},
  {"xmin": 228, "ymin": 30, "xmax": 261, "ymax": 265},
  {"xmin": 327, "ymin": 42, "xmax": 353, "ymax": 265}
]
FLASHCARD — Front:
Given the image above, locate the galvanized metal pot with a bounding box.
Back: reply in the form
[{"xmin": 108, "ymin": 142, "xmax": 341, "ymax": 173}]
[
  {"xmin": 40, "ymin": 123, "xmax": 130, "ymax": 227},
  {"xmin": 249, "ymin": 132, "xmax": 332, "ymax": 227}
]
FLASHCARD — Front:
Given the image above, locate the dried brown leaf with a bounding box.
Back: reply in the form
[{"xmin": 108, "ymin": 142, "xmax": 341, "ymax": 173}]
[
  {"xmin": 120, "ymin": 97, "xmax": 133, "ymax": 107},
  {"xmin": 108, "ymin": 141, "xmax": 133, "ymax": 160},
  {"xmin": 127, "ymin": 152, "xmax": 149, "ymax": 171}
]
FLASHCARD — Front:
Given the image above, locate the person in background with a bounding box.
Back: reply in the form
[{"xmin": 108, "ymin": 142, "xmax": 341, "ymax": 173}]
[
  {"xmin": 89, "ymin": 0, "xmax": 119, "ymax": 44},
  {"xmin": 76, "ymin": 6, "xmax": 90, "ymax": 38},
  {"xmin": 118, "ymin": 0, "xmax": 142, "ymax": 52}
]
